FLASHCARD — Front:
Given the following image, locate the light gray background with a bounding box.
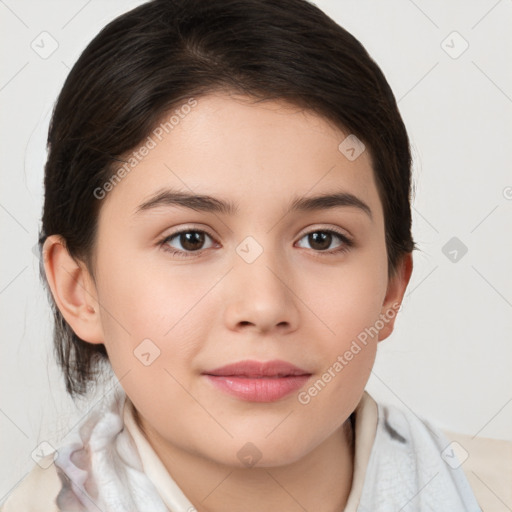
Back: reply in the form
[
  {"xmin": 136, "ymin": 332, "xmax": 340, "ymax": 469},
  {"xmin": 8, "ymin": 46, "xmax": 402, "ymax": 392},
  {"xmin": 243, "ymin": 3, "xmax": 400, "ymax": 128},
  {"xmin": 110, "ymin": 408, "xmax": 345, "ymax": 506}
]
[{"xmin": 1, "ymin": 0, "xmax": 511, "ymax": 504}]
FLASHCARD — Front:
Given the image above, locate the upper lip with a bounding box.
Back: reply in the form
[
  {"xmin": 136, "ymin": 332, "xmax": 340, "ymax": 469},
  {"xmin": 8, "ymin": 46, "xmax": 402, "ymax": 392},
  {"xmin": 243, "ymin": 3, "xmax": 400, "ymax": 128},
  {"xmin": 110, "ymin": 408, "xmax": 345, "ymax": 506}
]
[{"xmin": 203, "ymin": 359, "xmax": 311, "ymax": 378}]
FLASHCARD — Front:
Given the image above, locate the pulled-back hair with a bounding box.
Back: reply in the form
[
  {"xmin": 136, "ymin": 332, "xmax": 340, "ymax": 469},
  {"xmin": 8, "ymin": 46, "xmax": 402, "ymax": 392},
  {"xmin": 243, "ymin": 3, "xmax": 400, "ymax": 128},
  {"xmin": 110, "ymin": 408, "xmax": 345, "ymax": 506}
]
[{"xmin": 38, "ymin": 0, "xmax": 416, "ymax": 397}]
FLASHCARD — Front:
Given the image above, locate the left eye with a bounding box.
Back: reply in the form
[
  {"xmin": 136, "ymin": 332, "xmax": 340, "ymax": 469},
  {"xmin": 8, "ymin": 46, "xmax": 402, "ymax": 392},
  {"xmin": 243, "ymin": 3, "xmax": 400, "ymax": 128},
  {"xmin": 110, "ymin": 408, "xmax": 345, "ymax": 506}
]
[{"xmin": 296, "ymin": 230, "xmax": 351, "ymax": 252}]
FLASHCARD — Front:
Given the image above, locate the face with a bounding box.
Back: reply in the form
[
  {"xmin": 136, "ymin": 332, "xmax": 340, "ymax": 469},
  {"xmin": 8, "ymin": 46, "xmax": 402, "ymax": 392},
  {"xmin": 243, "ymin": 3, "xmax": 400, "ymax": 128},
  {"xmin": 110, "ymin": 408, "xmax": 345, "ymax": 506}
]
[{"xmin": 74, "ymin": 92, "xmax": 407, "ymax": 467}]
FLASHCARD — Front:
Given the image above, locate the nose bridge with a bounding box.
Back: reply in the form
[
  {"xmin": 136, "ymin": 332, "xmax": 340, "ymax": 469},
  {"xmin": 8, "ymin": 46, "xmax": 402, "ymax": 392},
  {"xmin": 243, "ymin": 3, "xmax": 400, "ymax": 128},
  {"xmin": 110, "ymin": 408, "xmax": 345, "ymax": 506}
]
[
  {"xmin": 235, "ymin": 234, "xmax": 286, "ymax": 298},
  {"xmin": 223, "ymin": 234, "xmax": 300, "ymax": 333}
]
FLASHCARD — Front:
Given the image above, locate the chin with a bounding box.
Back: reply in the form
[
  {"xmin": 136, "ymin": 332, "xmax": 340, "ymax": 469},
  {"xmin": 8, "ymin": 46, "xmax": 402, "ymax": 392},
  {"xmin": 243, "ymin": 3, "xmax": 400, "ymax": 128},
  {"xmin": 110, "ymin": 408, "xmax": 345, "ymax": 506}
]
[{"xmin": 207, "ymin": 437, "xmax": 313, "ymax": 470}]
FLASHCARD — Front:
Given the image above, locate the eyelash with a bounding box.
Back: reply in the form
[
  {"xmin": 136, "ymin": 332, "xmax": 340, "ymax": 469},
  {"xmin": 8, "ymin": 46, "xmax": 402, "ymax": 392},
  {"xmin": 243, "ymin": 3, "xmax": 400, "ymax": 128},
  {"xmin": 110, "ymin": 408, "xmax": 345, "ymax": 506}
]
[{"xmin": 158, "ymin": 227, "xmax": 354, "ymax": 259}]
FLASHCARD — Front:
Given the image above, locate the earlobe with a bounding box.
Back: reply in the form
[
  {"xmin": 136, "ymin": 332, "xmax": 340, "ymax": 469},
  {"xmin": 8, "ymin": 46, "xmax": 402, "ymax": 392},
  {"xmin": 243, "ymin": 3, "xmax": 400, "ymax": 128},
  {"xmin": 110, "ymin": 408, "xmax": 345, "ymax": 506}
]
[
  {"xmin": 42, "ymin": 235, "xmax": 104, "ymax": 344},
  {"xmin": 378, "ymin": 252, "xmax": 413, "ymax": 342}
]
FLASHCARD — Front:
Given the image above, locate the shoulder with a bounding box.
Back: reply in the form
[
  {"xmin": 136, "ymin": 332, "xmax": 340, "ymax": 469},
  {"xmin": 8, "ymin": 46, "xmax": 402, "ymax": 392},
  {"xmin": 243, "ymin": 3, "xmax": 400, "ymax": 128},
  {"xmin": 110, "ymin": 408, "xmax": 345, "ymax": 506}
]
[
  {"xmin": 359, "ymin": 399, "xmax": 483, "ymax": 511},
  {"xmin": 0, "ymin": 454, "xmax": 61, "ymax": 512},
  {"xmin": 441, "ymin": 429, "xmax": 512, "ymax": 512}
]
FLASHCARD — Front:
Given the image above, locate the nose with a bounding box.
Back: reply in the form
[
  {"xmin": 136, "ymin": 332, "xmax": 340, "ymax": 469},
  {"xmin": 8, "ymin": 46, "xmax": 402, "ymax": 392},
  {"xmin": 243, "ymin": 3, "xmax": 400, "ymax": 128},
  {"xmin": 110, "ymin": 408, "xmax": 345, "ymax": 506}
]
[{"xmin": 222, "ymin": 244, "xmax": 300, "ymax": 335}]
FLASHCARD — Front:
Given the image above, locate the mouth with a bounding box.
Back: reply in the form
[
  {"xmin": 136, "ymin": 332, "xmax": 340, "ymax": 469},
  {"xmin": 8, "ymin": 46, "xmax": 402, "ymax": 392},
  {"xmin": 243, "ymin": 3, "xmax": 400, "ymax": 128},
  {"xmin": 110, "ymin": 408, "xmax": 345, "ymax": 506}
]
[{"xmin": 202, "ymin": 360, "xmax": 312, "ymax": 402}]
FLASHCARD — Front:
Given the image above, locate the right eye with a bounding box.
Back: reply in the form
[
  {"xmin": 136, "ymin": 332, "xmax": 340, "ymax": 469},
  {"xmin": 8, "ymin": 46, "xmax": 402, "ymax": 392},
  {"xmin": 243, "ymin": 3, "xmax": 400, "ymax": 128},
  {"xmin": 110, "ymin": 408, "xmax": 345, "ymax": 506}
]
[{"xmin": 160, "ymin": 229, "xmax": 218, "ymax": 258}]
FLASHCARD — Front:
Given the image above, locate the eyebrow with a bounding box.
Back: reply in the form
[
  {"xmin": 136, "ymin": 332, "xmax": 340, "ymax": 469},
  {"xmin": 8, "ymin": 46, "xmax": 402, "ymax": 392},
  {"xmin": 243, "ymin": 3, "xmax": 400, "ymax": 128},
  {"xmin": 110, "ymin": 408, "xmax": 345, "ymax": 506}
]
[{"xmin": 134, "ymin": 188, "xmax": 372, "ymax": 219}]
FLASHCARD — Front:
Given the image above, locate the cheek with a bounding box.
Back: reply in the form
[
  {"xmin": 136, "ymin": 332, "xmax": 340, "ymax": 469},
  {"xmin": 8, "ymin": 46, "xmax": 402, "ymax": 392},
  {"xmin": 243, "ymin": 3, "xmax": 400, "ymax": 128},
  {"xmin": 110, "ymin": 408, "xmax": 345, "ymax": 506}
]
[
  {"xmin": 296, "ymin": 267, "xmax": 383, "ymax": 430},
  {"xmin": 298, "ymin": 249, "xmax": 387, "ymax": 407},
  {"xmin": 306, "ymin": 257, "xmax": 387, "ymax": 345},
  {"xmin": 94, "ymin": 253, "xmax": 216, "ymax": 373}
]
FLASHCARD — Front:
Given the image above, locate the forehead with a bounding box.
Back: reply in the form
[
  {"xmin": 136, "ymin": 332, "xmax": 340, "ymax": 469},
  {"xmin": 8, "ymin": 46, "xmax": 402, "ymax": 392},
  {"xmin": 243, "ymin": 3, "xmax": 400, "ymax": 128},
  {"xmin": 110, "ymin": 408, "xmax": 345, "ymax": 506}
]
[{"xmin": 99, "ymin": 92, "xmax": 382, "ymax": 222}]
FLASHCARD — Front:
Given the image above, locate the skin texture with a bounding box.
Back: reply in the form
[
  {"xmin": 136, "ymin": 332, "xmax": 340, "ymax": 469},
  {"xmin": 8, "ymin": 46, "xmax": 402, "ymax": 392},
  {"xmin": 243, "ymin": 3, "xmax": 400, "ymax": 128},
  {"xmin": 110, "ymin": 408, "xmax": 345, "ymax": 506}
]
[{"xmin": 43, "ymin": 92, "xmax": 413, "ymax": 512}]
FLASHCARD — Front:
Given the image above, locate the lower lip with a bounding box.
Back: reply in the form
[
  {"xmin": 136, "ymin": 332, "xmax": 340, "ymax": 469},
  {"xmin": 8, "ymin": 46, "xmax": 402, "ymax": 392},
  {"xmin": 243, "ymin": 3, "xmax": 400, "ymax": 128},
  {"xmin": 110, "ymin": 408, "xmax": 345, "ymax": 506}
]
[{"xmin": 204, "ymin": 375, "xmax": 311, "ymax": 402}]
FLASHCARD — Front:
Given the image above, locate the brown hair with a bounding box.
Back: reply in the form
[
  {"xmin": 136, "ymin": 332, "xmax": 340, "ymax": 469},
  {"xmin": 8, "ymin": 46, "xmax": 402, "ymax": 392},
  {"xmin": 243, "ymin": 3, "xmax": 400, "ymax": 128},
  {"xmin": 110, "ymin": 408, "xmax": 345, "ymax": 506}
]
[{"xmin": 38, "ymin": 0, "xmax": 416, "ymax": 397}]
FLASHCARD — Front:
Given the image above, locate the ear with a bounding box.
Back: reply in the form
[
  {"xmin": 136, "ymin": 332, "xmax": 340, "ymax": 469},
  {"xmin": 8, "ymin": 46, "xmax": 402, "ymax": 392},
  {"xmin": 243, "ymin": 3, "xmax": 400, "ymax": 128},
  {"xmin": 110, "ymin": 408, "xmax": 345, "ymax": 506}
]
[
  {"xmin": 378, "ymin": 252, "xmax": 413, "ymax": 342},
  {"xmin": 42, "ymin": 234, "xmax": 104, "ymax": 344}
]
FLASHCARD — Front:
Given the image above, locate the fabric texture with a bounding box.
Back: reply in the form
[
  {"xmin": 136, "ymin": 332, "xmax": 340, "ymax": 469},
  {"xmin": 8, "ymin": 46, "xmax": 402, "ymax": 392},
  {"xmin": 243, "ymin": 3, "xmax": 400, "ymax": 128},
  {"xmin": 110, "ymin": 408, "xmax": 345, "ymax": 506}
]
[
  {"xmin": 53, "ymin": 388, "xmax": 170, "ymax": 512},
  {"xmin": 358, "ymin": 402, "xmax": 482, "ymax": 511},
  {"xmin": 0, "ymin": 386, "xmax": 489, "ymax": 511}
]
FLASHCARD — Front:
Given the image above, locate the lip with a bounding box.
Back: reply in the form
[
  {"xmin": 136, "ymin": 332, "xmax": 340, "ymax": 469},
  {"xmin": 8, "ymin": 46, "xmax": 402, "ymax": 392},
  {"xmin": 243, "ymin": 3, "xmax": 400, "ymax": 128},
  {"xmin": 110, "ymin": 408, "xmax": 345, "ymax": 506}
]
[{"xmin": 202, "ymin": 360, "xmax": 311, "ymax": 402}]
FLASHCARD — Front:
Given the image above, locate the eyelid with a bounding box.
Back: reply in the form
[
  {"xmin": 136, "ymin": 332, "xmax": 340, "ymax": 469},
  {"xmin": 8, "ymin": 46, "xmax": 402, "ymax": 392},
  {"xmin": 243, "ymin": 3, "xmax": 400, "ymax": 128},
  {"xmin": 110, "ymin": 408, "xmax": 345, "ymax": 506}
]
[
  {"xmin": 161, "ymin": 224, "xmax": 218, "ymax": 241},
  {"xmin": 297, "ymin": 224, "xmax": 352, "ymax": 241},
  {"xmin": 161, "ymin": 224, "xmax": 352, "ymax": 243}
]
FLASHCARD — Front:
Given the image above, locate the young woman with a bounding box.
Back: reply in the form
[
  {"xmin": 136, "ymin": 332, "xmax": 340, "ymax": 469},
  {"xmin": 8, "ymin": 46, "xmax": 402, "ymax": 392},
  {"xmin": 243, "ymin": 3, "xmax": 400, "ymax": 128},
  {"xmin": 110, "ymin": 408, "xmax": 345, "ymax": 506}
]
[{"xmin": 1, "ymin": 0, "xmax": 485, "ymax": 510}]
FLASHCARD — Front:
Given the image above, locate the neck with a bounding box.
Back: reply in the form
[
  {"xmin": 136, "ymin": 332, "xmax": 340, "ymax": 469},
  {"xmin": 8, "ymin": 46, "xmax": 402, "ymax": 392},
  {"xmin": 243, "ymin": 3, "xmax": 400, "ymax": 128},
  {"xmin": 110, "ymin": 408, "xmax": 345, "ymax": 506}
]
[{"xmin": 136, "ymin": 411, "xmax": 355, "ymax": 512}]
